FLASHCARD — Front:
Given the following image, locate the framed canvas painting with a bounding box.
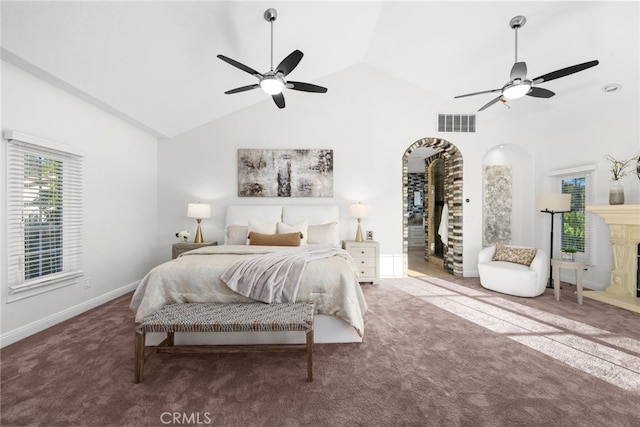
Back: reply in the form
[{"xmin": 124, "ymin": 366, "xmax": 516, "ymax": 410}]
[{"xmin": 238, "ymin": 149, "xmax": 333, "ymax": 197}]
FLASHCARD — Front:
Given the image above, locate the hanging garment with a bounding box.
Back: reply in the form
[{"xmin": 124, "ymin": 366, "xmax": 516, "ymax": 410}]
[{"xmin": 438, "ymin": 202, "xmax": 449, "ymax": 245}]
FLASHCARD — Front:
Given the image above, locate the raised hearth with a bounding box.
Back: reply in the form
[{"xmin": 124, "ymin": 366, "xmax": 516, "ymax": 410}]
[{"xmin": 585, "ymin": 204, "xmax": 640, "ymax": 313}]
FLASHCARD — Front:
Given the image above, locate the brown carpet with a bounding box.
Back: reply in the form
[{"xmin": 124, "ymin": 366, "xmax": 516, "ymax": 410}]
[{"xmin": 1, "ymin": 277, "xmax": 639, "ymax": 427}]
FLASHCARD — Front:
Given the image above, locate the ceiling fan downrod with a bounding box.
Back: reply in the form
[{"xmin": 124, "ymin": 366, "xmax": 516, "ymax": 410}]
[
  {"xmin": 510, "ymin": 15, "xmax": 526, "ymax": 63},
  {"xmin": 264, "ymin": 8, "xmax": 277, "ymax": 71}
]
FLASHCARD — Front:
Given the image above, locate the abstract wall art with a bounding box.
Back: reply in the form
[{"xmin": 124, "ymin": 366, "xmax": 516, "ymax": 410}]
[{"xmin": 237, "ymin": 149, "xmax": 333, "ymax": 197}]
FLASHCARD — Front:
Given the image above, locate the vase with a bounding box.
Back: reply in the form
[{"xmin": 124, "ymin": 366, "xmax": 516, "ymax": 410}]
[
  {"xmin": 561, "ymin": 252, "xmax": 574, "ymax": 261},
  {"xmin": 609, "ymin": 180, "xmax": 624, "ymax": 205}
]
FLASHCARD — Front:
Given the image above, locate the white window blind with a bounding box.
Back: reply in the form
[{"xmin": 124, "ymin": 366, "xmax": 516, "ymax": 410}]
[
  {"xmin": 5, "ymin": 131, "xmax": 83, "ymax": 301},
  {"xmin": 551, "ymin": 166, "xmax": 596, "ymax": 266}
]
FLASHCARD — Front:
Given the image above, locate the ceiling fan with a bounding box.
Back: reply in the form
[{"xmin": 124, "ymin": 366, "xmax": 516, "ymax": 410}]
[
  {"xmin": 454, "ymin": 15, "xmax": 599, "ymax": 111},
  {"xmin": 217, "ymin": 8, "xmax": 327, "ymax": 109}
]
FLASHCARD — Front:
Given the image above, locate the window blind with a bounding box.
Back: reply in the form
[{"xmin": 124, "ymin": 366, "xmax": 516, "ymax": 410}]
[
  {"xmin": 5, "ymin": 131, "xmax": 83, "ymax": 300},
  {"xmin": 552, "ymin": 168, "xmax": 595, "ymax": 266}
]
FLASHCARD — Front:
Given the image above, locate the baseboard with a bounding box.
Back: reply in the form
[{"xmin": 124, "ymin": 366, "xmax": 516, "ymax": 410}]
[{"xmin": 0, "ymin": 280, "xmax": 139, "ymax": 348}]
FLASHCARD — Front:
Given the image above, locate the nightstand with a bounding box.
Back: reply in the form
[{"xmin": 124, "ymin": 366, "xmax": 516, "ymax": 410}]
[
  {"xmin": 172, "ymin": 241, "xmax": 217, "ymax": 259},
  {"xmin": 343, "ymin": 240, "xmax": 380, "ymax": 284}
]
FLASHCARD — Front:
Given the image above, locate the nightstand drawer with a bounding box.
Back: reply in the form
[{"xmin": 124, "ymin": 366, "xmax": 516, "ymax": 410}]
[
  {"xmin": 355, "ymin": 266, "xmax": 376, "ymax": 278},
  {"xmin": 352, "ymin": 257, "xmax": 376, "ymax": 268},
  {"xmin": 347, "ymin": 246, "xmax": 376, "ymax": 258}
]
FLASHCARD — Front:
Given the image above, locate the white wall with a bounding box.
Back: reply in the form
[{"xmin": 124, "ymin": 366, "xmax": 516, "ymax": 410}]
[
  {"xmin": 157, "ymin": 64, "xmax": 542, "ymax": 277},
  {"xmin": 0, "ymin": 61, "xmax": 159, "ymax": 344},
  {"xmin": 534, "ymin": 105, "xmax": 640, "ymax": 290}
]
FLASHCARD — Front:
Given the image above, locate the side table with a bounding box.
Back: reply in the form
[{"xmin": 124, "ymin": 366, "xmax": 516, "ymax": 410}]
[
  {"xmin": 172, "ymin": 241, "xmax": 217, "ymax": 259},
  {"xmin": 342, "ymin": 240, "xmax": 380, "ymax": 284},
  {"xmin": 551, "ymin": 258, "xmax": 585, "ymax": 305}
]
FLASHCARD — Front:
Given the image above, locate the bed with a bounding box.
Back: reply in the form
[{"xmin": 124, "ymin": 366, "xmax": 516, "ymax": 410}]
[{"xmin": 130, "ymin": 205, "xmax": 367, "ymax": 345}]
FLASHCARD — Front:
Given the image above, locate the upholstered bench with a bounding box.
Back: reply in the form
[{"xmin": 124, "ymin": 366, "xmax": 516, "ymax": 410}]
[{"xmin": 134, "ymin": 302, "xmax": 314, "ymax": 383}]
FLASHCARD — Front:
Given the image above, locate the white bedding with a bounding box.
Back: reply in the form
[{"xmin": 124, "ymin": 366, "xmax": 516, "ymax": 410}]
[{"xmin": 130, "ymin": 245, "xmax": 368, "ymax": 337}]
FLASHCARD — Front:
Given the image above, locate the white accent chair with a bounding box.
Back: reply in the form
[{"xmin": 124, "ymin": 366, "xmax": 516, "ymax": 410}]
[{"xmin": 477, "ymin": 245, "xmax": 548, "ymax": 297}]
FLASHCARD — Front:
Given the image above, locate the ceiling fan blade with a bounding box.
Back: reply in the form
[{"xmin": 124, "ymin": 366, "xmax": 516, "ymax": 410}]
[
  {"xmin": 224, "ymin": 84, "xmax": 260, "ymax": 94},
  {"xmin": 454, "ymin": 88, "xmax": 501, "ymax": 99},
  {"xmin": 217, "ymin": 54, "xmax": 263, "ymax": 78},
  {"xmin": 272, "ymin": 93, "xmax": 285, "ymax": 109},
  {"xmin": 510, "ymin": 61, "xmax": 527, "ymax": 80},
  {"xmin": 286, "ymin": 81, "xmax": 328, "ymax": 93},
  {"xmin": 478, "ymin": 95, "xmax": 503, "ymax": 112},
  {"xmin": 532, "ymin": 60, "xmax": 599, "ymax": 84},
  {"xmin": 276, "ymin": 50, "xmax": 304, "ymax": 77},
  {"xmin": 526, "ymin": 87, "xmax": 555, "ymax": 98}
]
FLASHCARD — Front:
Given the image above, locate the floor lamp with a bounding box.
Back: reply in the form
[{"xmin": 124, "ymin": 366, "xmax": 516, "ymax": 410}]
[{"xmin": 536, "ymin": 194, "xmax": 572, "ymax": 288}]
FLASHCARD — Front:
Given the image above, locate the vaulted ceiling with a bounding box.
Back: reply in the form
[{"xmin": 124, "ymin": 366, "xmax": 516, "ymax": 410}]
[{"xmin": 2, "ymin": 1, "xmax": 637, "ymax": 139}]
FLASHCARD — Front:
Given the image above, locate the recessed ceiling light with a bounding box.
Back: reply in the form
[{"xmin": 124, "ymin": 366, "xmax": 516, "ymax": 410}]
[{"xmin": 602, "ymin": 83, "xmax": 622, "ymax": 93}]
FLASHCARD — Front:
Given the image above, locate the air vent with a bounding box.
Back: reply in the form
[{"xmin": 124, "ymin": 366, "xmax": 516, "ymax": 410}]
[{"xmin": 437, "ymin": 114, "xmax": 476, "ymax": 133}]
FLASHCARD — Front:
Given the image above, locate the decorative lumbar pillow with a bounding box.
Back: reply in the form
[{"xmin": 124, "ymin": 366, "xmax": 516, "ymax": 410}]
[
  {"xmin": 246, "ymin": 220, "xmax": 277, "ymax": 244},
  {"xmin": 307, "ymin": 222, "xmax": 337, "ymax": 245},
  {"xmin": 248, "ymin": 232, "xmax": 302, "ymax": 246},
  {"xmin": 277, "ymin": 220, "xmax": 308, "ymax": 245},
  {"xmin": 225, "ymin": 225, "xmax": 249, "ymax": 245},
  {"xmin": 493, "ymin": 244, "xmax": 537, "ymax": 266}
]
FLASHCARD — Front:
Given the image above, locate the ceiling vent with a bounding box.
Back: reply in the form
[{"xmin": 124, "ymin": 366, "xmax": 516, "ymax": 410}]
[{"xmin": 437, "ymin": 114, "xmax": 476, "ymax": 133}]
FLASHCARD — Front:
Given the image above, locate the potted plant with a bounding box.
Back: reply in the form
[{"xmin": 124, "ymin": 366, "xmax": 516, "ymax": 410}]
[
  {"xmin": 606, "ymin": 155, "xmax": 633, "ymax": 205},
  {"xmin": 561, "ymin": 247, "xmax": 577, "ymax": 261}
]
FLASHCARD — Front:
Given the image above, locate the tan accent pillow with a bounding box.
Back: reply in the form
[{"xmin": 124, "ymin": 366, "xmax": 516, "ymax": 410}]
[
  {"xmin": 248, "ymin": 232, "xmax": 302, "ymax": 247},
  {"xmin": 493, "ymin": 244, "xmax": 537, "ymax": 266}
]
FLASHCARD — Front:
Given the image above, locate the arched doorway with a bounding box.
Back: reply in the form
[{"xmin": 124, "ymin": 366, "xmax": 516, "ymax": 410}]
[{"xmin": 402, "ymin": 137, "xmax": 463, "ymax": 277}]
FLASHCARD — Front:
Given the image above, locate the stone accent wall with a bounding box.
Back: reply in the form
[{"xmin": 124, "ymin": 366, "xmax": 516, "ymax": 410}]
[
  {"xmin": 403, "ymin": 138, "xmax": 463, "ymax": 276},
  {"xmin": 482, "ymin": 165, "xmax": 512, "ymax": 246}
]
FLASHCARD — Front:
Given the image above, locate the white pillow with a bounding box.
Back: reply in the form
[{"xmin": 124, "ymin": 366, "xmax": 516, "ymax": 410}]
[
  {"xmin": 247, "ymin": 220, "xmax": 277, "ymax": 237},
  {"xmin": 307, "ymin": 222, "xmax": 337, "ymax": 245},
  {"xmin": 225, "ymin": 225, "xmax": 248, "ymax": 245},
  {"xmin": 277, "ymin": 220, "xmax": 308, "ymax": 245}
]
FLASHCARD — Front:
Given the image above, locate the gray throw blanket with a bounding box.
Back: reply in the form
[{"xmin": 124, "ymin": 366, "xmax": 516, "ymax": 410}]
[{"xmin": 220, "ymin": 245, "xmax": 351, "ymax": 303}]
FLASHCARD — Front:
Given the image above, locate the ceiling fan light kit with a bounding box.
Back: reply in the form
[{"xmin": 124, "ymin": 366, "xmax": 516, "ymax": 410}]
[
  {"xmin": 217, "ymin": 8, "xmax": 327, "ymax": 109},
  {"xmin": 502, "ymin": 80, "xmax": 531, "ymax": 100},
  {"xmin": 259, "ymin": 74, "xmax": 285, "ymax": 95},
  {"xmin": 454, "ymin": 15, "xmax": 599, "ymax": 111}
]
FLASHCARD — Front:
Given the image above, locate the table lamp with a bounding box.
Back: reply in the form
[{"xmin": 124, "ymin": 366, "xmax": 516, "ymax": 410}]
[
  {"xmin": 187, "ymin": 203, "xmax": 211, "ymax": 243},
  {"xmin": 349, "ymin": 202, "xmax": 370, "ymax": 242}
]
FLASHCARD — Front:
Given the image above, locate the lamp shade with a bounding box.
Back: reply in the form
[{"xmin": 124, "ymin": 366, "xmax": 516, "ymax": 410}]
[
  {"xmin": 536, "ymin": 194, "xmax": 571, "ymax": 212},
  {"xmin": 187, "ymin": 203, "xmax": 211, "ymax": 219},
  {"xmin": 349, "ymin": 202, "xmax": 370, "ymax": 218}
]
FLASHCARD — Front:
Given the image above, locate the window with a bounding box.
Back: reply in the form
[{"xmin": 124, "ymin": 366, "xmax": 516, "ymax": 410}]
[
  {"xmin": 5, "ymin": 131, "xmax": 83, "ymax": 301},
  {"xmin": 552, "ymin": 165, "xmax": 595, "ymax": 266}
]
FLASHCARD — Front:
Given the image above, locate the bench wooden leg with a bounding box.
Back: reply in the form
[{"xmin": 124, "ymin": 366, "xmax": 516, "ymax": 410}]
[
  {"xmin": 134, "ymin": 331, "xmax": 145, "ymax": 383},
  {"xmin": 306, "ymin": 330, "xmax": 314, "ymax": 382}
]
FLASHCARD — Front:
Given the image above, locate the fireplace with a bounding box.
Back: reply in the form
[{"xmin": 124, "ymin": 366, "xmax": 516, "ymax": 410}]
[{"xmin": 585, "ymin": 204, "xmax": 640, "ymax": 313}]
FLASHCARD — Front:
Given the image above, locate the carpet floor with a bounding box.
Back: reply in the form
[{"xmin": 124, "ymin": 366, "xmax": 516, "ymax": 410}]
[{"xmin": 1, "ymin": 277, "xmax": 639, "ymax": 427}]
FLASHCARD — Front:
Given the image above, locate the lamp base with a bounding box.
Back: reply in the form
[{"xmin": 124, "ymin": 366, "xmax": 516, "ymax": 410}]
[
  {"xmin": 355, "ymin": 219, "xmax": 363, "ymax": 242},
  {"xmin": 194, "ymin": 219, "xmax": 204, "ymax": 243}
]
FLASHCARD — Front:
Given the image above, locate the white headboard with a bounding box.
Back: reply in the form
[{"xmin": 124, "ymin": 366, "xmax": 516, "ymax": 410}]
[
  {"xmin": 224, "ymin": 204, "xmax": 340, "ymax": 245},
  {"xmin": 225, "ymin": 205, "xmax": 283, "ymax": 226},
  {"xmin": 282, "ymin": 205, "xmax": 339, "ymax": 225}
]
